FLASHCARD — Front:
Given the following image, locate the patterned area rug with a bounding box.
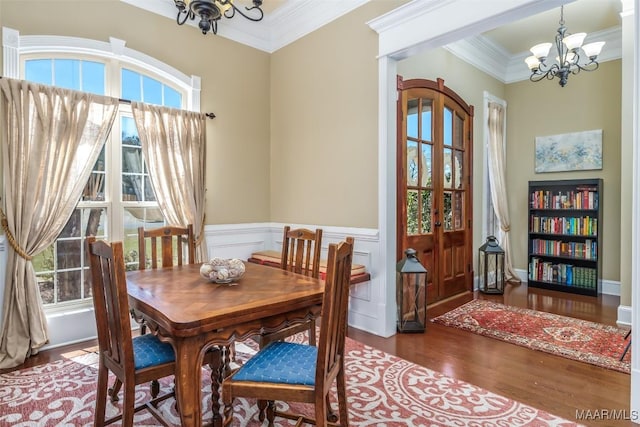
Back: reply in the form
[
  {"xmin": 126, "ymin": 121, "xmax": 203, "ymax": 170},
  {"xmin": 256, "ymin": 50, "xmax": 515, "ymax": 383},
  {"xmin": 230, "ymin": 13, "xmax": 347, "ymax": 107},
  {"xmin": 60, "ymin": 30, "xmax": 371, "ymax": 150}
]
[
  {"xmin": 0, "ymin": 336, "xmax": 582, "ymax": 426},
  {"xmin": 432, "ymin": 299, "xmax": 631, "ymax": 374}
]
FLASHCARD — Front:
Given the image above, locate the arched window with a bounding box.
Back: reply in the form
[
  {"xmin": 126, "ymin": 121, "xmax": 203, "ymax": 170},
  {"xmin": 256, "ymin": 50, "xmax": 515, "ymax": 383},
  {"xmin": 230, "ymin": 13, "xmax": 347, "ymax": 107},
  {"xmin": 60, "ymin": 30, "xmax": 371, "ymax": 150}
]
[{"xmin": 3, "ymin": 28, "xmax": 201, "ymax": 309}]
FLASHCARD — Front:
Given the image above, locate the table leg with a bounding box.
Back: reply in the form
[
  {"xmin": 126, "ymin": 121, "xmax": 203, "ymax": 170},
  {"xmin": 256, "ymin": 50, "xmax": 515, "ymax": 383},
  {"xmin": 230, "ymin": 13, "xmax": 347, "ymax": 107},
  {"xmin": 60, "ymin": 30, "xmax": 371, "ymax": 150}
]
[
  {"xmin": 174, "ymin": 339, "xmax": 206, "ymax": 427},
  {"xmin": 210, "ymin": 347, "xmax": 223, "ymax": 427}
]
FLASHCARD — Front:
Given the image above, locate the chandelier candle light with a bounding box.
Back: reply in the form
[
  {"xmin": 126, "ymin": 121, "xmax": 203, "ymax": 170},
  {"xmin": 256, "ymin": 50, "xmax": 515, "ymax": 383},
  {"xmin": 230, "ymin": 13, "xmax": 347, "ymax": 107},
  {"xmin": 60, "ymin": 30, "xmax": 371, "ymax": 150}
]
[
  {"xmin": 174, "ymin": 0, "xmax": 264, "ymax": 35},
  {"xmin": 525, "ymin": 6, "xmax": 605, "ymax": 87}
]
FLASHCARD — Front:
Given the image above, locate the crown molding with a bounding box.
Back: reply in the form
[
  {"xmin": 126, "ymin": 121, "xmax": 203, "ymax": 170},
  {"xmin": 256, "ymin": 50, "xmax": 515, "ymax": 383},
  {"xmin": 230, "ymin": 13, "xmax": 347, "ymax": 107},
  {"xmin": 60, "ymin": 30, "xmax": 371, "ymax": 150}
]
[
  {"xmin": 267, "ymin": 0, "xmax": 370, "ymax": 53},
  {"xmin": 445, "ymin": 25, "xmax": 622, "ymax": 85},
  {"xmin": 120, "ymin": 0, "xmax": 370, "ymax": 53},
  {"xmin": 443, "ymin": 34, "xmax": 512, "ymax": 82}
]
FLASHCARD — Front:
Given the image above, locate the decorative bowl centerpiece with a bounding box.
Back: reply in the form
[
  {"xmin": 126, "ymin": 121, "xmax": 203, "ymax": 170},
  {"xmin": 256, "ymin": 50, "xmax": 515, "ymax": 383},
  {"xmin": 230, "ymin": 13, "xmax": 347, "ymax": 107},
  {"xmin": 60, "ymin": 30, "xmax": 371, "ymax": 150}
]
[{"xmin": 200, "ymin": 258, "xmax": 246, "ymax": 284}]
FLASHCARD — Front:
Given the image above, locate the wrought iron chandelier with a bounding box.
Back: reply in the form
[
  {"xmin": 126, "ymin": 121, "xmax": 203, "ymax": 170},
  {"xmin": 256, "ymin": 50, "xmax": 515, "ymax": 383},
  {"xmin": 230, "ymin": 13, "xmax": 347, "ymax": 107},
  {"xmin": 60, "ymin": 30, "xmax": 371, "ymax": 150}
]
[
  {"xmin": 173, "ymin": 0, "xmax": 264, "ymax": 35},
  {"xmin": 525, "ymin": 6, "xmax": 605, "ymax": 87}
]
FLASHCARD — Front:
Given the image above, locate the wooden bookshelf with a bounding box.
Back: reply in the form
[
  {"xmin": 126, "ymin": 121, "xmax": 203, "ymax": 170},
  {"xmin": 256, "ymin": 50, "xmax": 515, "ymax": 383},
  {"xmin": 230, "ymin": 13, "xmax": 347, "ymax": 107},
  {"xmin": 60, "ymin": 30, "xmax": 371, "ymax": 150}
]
[{"xmin": 527, "ymin": 179, "xmax": 602, "ymax": 296}]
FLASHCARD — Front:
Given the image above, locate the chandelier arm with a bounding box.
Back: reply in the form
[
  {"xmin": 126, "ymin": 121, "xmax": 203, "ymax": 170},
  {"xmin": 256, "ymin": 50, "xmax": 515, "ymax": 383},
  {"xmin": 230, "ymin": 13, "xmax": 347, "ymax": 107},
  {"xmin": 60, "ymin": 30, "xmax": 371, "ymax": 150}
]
[
  {"xmin": 224, "ymin": 2, "xmax": 264, "ymax": 22},
  {"xmin": 572, "ymin": 60, "xmax": 599, "ymax": 74},
  {"xmin": 176, "ymin": 9, "xmax": 192, "ymax": 26},
  {"xmin": 529, "ymin": 73, "xmax": 549, "ymax": 83}
]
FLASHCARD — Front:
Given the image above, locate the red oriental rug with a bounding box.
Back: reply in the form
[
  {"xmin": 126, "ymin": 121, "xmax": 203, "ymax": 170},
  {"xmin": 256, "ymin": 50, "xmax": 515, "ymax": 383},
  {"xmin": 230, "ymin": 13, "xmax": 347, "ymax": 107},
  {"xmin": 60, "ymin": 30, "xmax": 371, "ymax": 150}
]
[
  {"xmin": 432, "ymin": 299, "xmax": 631, "ymax": 374},
  {"xmin": 0, "ymin": 336, "xmax": 581, "ymax": 426}
]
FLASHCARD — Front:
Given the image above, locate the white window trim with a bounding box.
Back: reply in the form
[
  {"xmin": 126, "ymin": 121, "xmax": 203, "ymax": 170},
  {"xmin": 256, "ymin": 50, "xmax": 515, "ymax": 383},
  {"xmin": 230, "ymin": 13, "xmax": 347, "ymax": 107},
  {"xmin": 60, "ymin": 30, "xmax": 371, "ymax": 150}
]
[{"xmin": 2, "ymin": 27, "xmax": 202, "ymax": 111}]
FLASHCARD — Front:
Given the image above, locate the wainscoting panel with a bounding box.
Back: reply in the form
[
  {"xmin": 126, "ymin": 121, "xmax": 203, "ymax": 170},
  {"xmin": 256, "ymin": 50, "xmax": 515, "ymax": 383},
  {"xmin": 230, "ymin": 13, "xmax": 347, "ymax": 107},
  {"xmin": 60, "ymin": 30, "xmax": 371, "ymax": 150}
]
[
  {"xmin": 204, "ymin": 223, "xmax": 385, "ymax": 336},
  {"xmin": 0, "ymin": 223, "xmax": 390, "ymax": 349}
]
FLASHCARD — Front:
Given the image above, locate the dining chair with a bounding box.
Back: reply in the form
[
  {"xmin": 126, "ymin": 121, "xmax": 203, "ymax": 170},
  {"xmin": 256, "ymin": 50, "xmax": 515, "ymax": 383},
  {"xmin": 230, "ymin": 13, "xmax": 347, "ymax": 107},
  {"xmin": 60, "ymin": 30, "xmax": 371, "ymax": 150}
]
[
  {"xmin": 138, "ymin": 224, "xmax": 195, "ymax": 270},
  {"xmin": 87, "ymin": 236, "xmax": 177, "ymax": 426},
  {"xmin": 258, "ymin": 225, "xmax": 323, "ymax": 348},
  {"xmin": 112, "ymin": 224, "xmax": 223, "ymax": 411},
  {"xmin": 222, "ymin": 237, "xmax": 354, "ymax": 427},
  {"xmin": 135, "ymin": 224, "xmax": 196, "ymax": 336}
]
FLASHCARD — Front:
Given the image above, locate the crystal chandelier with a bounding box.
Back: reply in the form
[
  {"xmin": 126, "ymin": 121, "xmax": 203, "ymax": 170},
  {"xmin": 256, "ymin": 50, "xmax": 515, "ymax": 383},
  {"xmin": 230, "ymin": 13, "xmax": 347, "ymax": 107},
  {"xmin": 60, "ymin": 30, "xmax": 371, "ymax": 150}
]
[
  {"xmin": 173, "ymin": 0, "xmax": 264, "ymax": 35},
  {"xmin": 525, "ymin": 6, "xmax": 605, "ymax": 87}
]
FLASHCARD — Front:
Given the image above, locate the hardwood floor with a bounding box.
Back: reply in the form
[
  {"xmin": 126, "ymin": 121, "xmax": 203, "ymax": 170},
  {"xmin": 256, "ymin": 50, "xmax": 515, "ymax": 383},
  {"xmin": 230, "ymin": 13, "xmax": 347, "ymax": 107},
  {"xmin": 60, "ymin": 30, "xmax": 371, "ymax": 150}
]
[
  {"xmin": 2, "ymin": 282, "xmax": 631, "ymax": 426},
  {"xmin": 349, "ymin": 283, "xmax": 632, "ymax": 427}
]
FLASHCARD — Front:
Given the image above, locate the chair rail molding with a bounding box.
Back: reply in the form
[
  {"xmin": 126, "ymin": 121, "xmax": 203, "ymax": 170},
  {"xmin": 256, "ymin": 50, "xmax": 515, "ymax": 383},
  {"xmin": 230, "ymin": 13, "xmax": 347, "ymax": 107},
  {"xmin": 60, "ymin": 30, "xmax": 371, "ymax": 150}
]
[{"xmin": 204, "ymin": 222, "xmax": 382, "ymax": 336}]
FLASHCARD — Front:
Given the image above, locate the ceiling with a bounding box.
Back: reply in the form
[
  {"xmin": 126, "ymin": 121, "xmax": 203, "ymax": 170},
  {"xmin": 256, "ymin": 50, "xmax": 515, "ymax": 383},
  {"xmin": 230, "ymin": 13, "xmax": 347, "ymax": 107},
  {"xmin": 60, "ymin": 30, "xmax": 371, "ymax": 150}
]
[{"xmin": 123, "ymin": 0, "xmax": 622, "ymax": 84}]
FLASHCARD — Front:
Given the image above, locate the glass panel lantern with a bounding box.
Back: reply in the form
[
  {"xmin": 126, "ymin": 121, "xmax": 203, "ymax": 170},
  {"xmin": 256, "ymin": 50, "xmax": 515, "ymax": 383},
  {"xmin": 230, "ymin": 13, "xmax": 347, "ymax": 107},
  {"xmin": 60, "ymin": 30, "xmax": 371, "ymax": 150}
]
[
  {"xmin": 396, "ymin": 248, "xmax": 427, "ymax": 333},
  {"xmin": 478, "ymin": 236, "xmax": 505, "ymax": 294}
]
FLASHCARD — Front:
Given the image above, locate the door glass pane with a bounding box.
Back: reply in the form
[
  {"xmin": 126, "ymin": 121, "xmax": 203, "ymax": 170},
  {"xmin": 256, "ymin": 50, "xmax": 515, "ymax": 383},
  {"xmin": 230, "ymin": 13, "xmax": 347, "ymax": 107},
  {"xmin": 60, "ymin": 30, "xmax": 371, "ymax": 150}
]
[
  {"xmin": 421, "ymin": 190, "xmax": 432, "ymax": 234},
  {"xmin": 454, "ymin": 191, "xmax": 464, "ymax": 230},
  {"xmin": 454, "ymin": 150, "xmax": 463, "ymax": 189},
  {"xmin": 444, "ymin": 191, "xmax": 453, "ymax": 231},
  {"xmin": 407, "ymin": 99, "xmax": 418, "ymax": 139},
  {"xmin": 443, "ymin": 148, "xmax": 453, "ymax": 189},
  {"xmin": 407, "ymin": 190, "xmax": 419, "ymax": 235},
  {"xmin": 443, "ymin": 107, "xmax": 453, "ymax": 147},
  {"xmin": 407, "ymin": 141, "xmax": 418, "ymax": 186},
  {"xmin": 421, "ymin": 143, "xmax": 432, "ymax": 187},
  {"xmin": 454, "ymin": 113, "xmax": 464, "ymax": 148},
  {"xmin": 421, "ymin": 99, "xmax": 432, "ymax": 142}
]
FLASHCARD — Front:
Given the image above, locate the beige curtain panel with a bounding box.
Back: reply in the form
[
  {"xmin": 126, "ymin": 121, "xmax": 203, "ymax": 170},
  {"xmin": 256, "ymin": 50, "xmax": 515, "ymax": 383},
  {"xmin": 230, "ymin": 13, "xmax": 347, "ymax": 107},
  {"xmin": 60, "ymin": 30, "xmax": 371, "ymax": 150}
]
[
  {"xmin": 0, "ymin": 78, "xmax": 118, "ymax": 369},
  {"xmin": 487, "ymin": 101, "xmax": 520, "ymax": 282},
  {"xmin": 130, "ymin": 102, "xmax": 208, "ymax": 262}
]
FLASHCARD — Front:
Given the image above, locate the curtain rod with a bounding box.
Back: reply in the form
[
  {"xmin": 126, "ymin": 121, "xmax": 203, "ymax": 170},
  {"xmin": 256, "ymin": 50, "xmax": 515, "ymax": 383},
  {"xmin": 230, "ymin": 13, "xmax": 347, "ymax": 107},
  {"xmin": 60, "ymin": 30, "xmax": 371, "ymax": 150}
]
[
  {"xmin": 117, "ymin": 97, "xmax": 216, "ymax": 119},
  {"xmin": 0, "ymin": 76, "xmax": 215, "ymax": 119}
]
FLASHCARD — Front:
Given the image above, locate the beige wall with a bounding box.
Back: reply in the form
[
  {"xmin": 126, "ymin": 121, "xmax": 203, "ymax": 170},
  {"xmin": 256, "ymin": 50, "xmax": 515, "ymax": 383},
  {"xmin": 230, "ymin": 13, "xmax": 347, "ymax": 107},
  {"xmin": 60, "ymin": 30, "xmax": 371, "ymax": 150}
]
[
  {"xmin": 0, "ymin": 0, "xmax": 272, "ymax": 224},
  {"xmin": 269, "ymin": 1, "xmax": 404, "ymax": 228},
  {"xmin": 505, "ymin": 60, "xmax": 622, "ymax": 283},
  {"xmin": 397, "ymin": 48, "xmax": 507, "ymax": 266}
]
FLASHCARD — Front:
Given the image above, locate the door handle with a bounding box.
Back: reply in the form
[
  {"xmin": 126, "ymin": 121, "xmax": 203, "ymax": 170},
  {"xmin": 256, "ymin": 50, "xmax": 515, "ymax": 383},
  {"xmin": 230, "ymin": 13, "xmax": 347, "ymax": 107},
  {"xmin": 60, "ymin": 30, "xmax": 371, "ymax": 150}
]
[{"xmin": 435, "ymin": 221, "xmax": 442, "ymax": 227}]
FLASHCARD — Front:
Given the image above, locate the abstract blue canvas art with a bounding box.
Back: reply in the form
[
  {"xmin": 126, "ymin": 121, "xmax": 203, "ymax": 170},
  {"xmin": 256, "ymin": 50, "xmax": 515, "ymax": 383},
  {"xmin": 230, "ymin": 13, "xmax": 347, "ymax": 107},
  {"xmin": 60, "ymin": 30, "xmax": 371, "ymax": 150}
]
[{"xmin": 534, "ymin": 129, "xmax": 603, "ymax": 173}]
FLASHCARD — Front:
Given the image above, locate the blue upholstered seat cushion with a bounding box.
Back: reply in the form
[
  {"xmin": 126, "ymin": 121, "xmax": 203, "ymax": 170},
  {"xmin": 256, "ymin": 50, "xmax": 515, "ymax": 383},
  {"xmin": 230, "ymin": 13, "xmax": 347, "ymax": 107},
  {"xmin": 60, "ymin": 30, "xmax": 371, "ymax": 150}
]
[
  {"xmin": 232, "ymin": 341, "xmax": 317, "ymax": 385},
  {"xmin": 132, "ymin": 333, "xmax": 175, "ymax": 370}
]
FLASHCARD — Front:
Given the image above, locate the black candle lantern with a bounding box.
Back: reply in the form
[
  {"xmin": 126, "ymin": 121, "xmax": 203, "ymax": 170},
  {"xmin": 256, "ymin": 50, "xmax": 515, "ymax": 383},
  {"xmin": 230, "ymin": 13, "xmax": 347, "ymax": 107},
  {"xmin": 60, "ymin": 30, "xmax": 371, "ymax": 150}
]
[
  {"xmin": 478, "ymin": 236, "xmax": 505, "ymax": 294},
  {"xmin": 396, "ymin": 248, "xmax": 428, "ymax": 333}
]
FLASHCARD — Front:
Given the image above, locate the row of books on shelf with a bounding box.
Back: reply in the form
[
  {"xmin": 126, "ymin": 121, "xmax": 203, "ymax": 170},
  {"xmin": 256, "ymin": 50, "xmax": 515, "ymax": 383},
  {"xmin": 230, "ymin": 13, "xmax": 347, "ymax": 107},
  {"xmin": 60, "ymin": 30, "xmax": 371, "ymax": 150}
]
[
  {"xmin": 529, "ymin": 257, "xmax": 597, "ymax": 288},
  {"xmin": 530, "ymin": 215, "xmax": 597, "ymax": 236},
  {"xmin": 530, "ymin": 238, "xmax": 597, "ymax": 260},
  {"xmin": 530, "ymin": 188, "xmax": 598, "ymax": 210}
]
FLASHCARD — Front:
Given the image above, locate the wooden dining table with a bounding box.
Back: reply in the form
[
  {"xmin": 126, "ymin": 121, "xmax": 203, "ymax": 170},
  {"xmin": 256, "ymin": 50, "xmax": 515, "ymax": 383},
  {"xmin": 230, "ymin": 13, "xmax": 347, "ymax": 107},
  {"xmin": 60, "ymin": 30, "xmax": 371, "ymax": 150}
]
[{"xmin": 126, "ymin": 262, "xmax": 324, "ymax": 427}]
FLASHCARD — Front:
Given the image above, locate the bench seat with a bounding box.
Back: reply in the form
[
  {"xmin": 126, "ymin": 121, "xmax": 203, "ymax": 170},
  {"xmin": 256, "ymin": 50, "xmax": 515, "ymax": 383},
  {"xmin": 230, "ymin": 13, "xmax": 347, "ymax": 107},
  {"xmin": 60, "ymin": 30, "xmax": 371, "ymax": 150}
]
[{"xmin": 248, "ymin": 250, "xmax": 370, "ymax": 285}]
